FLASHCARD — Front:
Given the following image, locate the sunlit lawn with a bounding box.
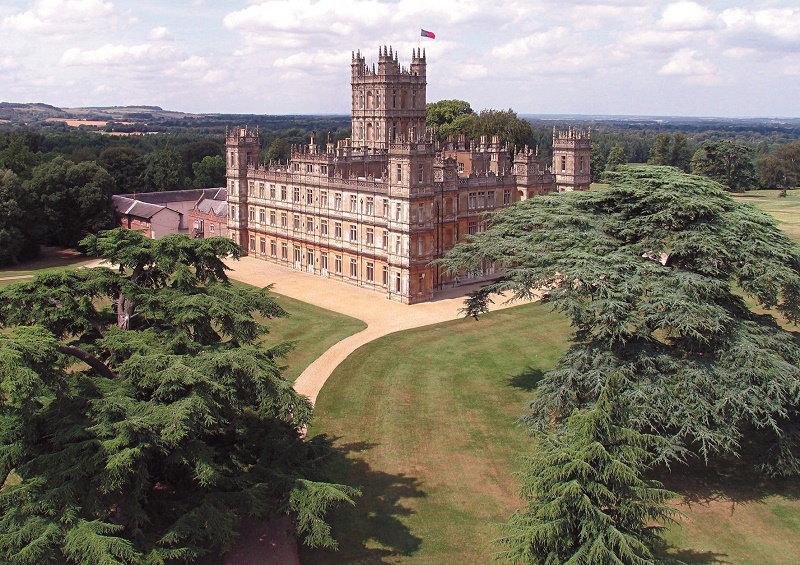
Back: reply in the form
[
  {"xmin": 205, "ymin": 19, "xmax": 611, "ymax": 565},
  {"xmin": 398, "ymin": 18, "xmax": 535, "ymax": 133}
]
[
  {"xmin": 733, "ymin": 189, "xmax": 800, "ymax": 243},
  {"xmin": 301, "ymin": 303, "xmax": 573, "ymax": 564},
  {"xmin": 302, "ymin": 301, "xmax": 800, "ymax": 564},
  {"xmin": 257, "ymin": 291, "xmax": 366, "ymax": 382}
]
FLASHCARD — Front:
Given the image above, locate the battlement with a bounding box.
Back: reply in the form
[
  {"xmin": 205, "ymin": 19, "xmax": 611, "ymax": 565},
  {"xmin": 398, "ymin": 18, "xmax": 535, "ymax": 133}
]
[
  {"xmin": 553, "ymin": 126, "xmax": 591, "ymax": 146},
  {"xmin": 226, "ymin": 126, "xmax": 259, "ymax": 145},
  {"xmin": 352, "ymin": 46, "xmax": 426, "ymax": 78}
]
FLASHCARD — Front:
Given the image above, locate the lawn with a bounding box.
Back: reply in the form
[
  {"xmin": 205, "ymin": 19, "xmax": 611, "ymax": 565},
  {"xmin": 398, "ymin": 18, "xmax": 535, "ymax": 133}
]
[
  {"xmin": 301, "ymin": 303, "xmax": 573, "ymax": 564},
  {"xmin": 733, "ymin": 189, "xmax": 800, "ymax": 243},
  {"xmin": 301, "ymin": 301, "xmax": 800, "ymax": 564},
  {"xmin": 659, "ymin": 458, "xmax": 800, "ymax": 565},
  {"xmin": 259, "ymin": 291, "xmax": 366, "ymax": 382}
]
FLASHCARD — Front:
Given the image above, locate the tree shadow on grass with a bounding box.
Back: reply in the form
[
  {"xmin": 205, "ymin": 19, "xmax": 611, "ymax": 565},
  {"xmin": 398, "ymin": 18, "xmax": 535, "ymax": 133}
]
[
  {"xmin": 299, "ymin": 439, "xmax": 425, "ymax": 564},
  {"xmin": 653, "ymin": 448, "xmax": 800, "ymax": 508},
  {"xmin": 503, "ymin": 367, "xmax": 545, "ymax": 392},
  {"xmin": 654, "ymin": 543, "xmax": 729, "ymax": 564}
]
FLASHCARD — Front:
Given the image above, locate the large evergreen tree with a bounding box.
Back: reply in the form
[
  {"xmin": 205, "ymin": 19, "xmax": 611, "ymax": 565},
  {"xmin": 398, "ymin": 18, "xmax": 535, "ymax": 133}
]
[
  {"xmin": 605, "ymin": 144, "xmax": 627, "ymax": 170},
  {"xmin": 590, "ymin": 143, "xmax": 606, "ymax": 183},
  {"xmin": 497, "ymin": 378, "xmax": 679, "ymax": 565},
  {"xmin": 668, "ymin": 133, "xmax": 692, "ymax": 172},
  {"xmin": 648, "ymin": 134, "xmax": 671, "ymax": 166},
  {"xmin": 0, "ymin": 229, "xmax": 357, "ymax": 564},
  {"xmin": 441, "ymin": 165, "xmax": 800, "ymax": 476}
]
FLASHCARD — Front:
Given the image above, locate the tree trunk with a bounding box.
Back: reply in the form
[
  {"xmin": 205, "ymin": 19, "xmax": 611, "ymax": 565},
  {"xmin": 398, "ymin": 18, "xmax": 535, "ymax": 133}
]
[
  {"xmin": 117, "ymin": 292, "xmax": 135, "ymax": 330},
  {"xmin": 57, "ymin": 344, "xmax": 118, "ymax": 380}
]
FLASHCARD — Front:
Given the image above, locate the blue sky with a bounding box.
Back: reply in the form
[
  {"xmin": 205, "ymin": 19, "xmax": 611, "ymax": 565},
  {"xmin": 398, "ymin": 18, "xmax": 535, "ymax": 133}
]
[{"xmin": 1, "ymin": 0, "xmax": 799, "ymax": 117}]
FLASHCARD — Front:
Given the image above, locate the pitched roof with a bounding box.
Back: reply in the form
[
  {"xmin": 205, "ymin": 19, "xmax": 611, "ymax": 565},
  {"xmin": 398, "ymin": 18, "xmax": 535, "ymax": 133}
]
[
  {"xmin": 117, "ymin": 188, "xmax": 210, "ymax": 205},
  {"xmin": 195, "ymin": 198, "xmax": 228, "ymax": 217},
  {"xmin": 112, "ymin": 195, "xmax": 179, "ymax": 219}
]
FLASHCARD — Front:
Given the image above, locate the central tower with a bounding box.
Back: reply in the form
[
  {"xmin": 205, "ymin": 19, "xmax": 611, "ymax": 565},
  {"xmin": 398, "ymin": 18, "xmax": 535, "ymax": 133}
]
[{"xmin": 351, "ymin": 46, "xmax": 427, "ymax": 150}]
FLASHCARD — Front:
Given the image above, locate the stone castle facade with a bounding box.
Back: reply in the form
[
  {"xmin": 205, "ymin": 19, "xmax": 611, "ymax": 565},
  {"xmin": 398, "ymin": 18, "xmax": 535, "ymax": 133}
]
[{"xmin": 227, "ymin": 46, "xmax": 590, "ymax": 303}]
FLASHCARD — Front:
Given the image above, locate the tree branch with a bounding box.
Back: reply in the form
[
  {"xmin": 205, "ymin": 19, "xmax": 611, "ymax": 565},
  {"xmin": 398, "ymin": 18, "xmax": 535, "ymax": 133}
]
[{"xmin": 57, "ymin": 344, "xmax": 119, "ymax": 380}]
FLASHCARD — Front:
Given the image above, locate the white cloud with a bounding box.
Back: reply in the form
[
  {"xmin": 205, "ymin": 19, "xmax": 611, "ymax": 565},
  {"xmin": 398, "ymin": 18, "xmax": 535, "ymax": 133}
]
[
  {"xmin": 571, "ymin": 3, "xmax": 652, "ymax": 31},
  {"xmin": 60, "ymin": 43, "xmax": 181, "ymax": 66},
  {"xmin": 491, "ymin": 28, "xmax": 569, "ymax": 59},
  {"xmin": 0, "ymin": 55, "xmax": 19, "ymax": 71},
  {"xmin": 456, "ymin": 63, "xmax": 488, "ymax": 80},
  {"xmin": 719, "ymin": 7, "xmax": 800, "ymax": 51},
  {"xmin": 619, "ymin": 29, "xmax": 693, "ymax": 53},
  {"xmin": 657, "ymin": 1, "xmax": 718, "ymax": 31},
  {"xmin": 223, "ymin": 0, "xmax": 508, "ymax": 51},
  {"xmin": 149, "ymin": 26, "xmax": 173, "ymax": 41},
  {"xmin": 223, "ymin": 0, "xmax": 386, "ymax": 36},
  {"xmin": 2, "ymin": 0, "xmax": 115, "ymax": 34},
  {"xmin": 273, "ymin": 50, "xmax": 350, "ymax": 71},
  {"xmin": 659, "ymin": 48, "xmax": 716, "ymax": 77}
]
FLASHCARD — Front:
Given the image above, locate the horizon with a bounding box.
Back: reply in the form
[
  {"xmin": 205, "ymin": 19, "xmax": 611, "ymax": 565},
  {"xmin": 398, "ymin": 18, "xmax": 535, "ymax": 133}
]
[{"xmin": 7, "ymin": 102, "xmax": 800, "ymax": 123}]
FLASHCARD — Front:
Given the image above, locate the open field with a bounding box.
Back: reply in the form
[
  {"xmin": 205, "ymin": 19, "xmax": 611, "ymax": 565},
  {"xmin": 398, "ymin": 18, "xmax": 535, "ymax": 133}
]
[
  {"xmin": 733, "ymin": 189, "xmax": 800, "ymax": 243},
  {"xmin": 44, "ymin": 118, "xmax": 135, "ymax": 127},
  {"xmin": 301, "ymin": 301, "xmax": 800, "ymax": 564}
]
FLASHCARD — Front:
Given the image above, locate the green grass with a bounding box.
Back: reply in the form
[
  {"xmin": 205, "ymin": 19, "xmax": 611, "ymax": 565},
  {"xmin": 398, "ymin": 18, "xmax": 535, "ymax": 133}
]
[
  {"xmin": 733, "ymin": 189, "xmax": 800, "ymax": 243},
  {"xmin": 261, "ymin": 292, "xmax": 366, "ymax": 382},
  {"xmin": 658, "ymin": 458, "xmax": 800, "ymax": 565},
  {"xmin": 301, "ymin": 299, "xmax": 800, "ymax": 564},
  {"xmin": 300, "ymin": 303, "xmax": 573, "ymax": 564}
]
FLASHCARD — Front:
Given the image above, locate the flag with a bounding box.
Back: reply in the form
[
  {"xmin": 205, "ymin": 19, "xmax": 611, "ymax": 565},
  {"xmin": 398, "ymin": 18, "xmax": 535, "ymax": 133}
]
[{"xmin": 421, "ymin": 29, "xmax": 435, "ymax": 39}]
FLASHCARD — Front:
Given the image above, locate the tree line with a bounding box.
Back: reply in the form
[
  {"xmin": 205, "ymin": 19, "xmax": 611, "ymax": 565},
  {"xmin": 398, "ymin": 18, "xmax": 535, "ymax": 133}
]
[
  {"xmin": 0, "ymin": 120, "xmax": 351, "ymax": 266},
  {"xmin": 426, "ymin": 100, "xmax": 800, "ymax": 192}
]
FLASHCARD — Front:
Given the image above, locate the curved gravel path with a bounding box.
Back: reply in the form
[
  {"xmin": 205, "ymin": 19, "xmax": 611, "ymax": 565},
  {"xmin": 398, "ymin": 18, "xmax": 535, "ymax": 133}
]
[{"xmin": 226, "ymin": 256, "xmax": 526, "ymax": 405}]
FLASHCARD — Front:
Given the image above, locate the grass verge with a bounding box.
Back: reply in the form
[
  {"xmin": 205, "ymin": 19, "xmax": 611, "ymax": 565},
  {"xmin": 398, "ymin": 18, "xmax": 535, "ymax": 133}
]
[{"xmin": 261, "ymin": 291, "xmax": 366, "ymax": 382}]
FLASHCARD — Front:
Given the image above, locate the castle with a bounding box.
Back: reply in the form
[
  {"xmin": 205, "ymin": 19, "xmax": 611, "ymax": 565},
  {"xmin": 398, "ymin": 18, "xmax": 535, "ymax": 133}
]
[{"xmin": 227, "ymin": 46, "xmax": 590, "ymax": 303}]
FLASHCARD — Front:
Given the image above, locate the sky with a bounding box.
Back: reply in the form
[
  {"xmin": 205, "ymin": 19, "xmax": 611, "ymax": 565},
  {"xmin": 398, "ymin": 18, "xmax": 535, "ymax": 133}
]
[{"xmin": 1, "ymin": 0, "xmax": 799, "ymax": 118}]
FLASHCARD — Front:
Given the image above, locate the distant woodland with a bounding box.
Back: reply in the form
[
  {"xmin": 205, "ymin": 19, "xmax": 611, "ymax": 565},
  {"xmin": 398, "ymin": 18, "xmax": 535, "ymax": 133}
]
[{"xmin": 1, "ymin": 101, "xmax": 800, "ymax": 267}]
